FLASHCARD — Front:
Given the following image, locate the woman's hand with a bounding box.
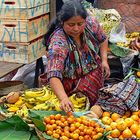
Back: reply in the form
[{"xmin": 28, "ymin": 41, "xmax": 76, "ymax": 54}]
[
  {"xmin": 60, "ymin": 97, "xmax": 74, "ymax": 113},
  {"xmin": 101, "ymin": 61, "xmax": 110, "ymax": 79}
]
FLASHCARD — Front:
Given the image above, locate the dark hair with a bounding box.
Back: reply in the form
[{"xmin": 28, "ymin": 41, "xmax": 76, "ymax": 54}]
[{"xmin": 43, "ymin": 0, "xmax": 88, "ymax": 47}]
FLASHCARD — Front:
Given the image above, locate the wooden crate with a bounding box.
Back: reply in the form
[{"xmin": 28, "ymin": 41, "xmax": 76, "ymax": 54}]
[
  {"xmin": 0, "ymin": 37, "xmax": 46, "ymax": 64},
  {"xmin": 0, "ymin": 0, "xmax": 50, "ymax": 19},
  {"xmin": 0, "ymin": 14, "xmax": 49, "ymax": 43}
]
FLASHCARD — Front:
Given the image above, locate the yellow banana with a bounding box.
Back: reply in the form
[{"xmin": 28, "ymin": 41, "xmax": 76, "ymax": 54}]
[
  {"xmin": 7, "ymin": 106, "xmax": 19, "ymax": 112},
  {"xmin": 75, "ymin": 96, "xmax": 86, "ymax": 103},
  {"xmin": 25, "ymin": 103, "xmax": 34, "ymax": 109},
  {"xmin": 33, "ymin": 103, "xmax": 47, "ymax": 110},
  {"xmin": 24, "ymin": 88, "xmax": 45, "ymax": 98},
  {"xmin": 25, "ymin": 98, "xmax": 36, "ymax": 104},
  {"xmin": 36, "ymin": 92, "xmax": 51, "ymax": 102}
]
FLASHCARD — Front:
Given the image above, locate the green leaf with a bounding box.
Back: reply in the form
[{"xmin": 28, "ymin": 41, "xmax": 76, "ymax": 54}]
[
  {"xmin": 0, "ymin": 115, "xmax": 29, "ymax": 131},
  {"xmin": 0, "ymin": 130, "xmax": 31, "ymax": 140},
  {"xmin": 31, "ymin": 118, "xmax": 45, "ymax": 132},
  {"xmin": 42, "ymin": 133, "xmax": 57, "ymax": 140},
  {"xmin": 0, "ymin": 115, "xmax": 33, "ymax": 140},
  {"xmin": 109, "ymin": 43, "xmax": 130, "ymax": 57},
  {"xmin": 30, "ymin": 134, "xmax": 39, "ymax": 140}
]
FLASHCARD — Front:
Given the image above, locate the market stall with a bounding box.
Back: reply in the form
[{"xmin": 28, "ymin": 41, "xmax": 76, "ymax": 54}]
[{"xmin": 0, "ymin": 0, "xmax": 140, "ymax": 140}]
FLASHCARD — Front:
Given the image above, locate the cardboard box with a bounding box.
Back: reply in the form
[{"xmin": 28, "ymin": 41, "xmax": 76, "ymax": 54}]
[
  {"xmin": 0, "ymin": 37, "xmax": 46, "ymax": 64},
  {"xmin": 0, "ymin": 0, "xmax": 50, "ymax": 19},
  {"xmin": 0, "ymin": 14, "xmax": 49, "ymax": 43}
]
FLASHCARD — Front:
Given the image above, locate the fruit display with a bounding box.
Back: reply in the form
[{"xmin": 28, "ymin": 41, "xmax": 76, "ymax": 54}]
[
  {"xmin": 100, "ymin": 110, "xmax": 140, "ymax": 139},
  {"xmin": 116, "ymin": 32, "xmax": 140, "ymax": 49},
  {"xmin": 2, "ymin": 86, "xmax": 89, "ymax": 118},
  {"xmin": 43, "ymin": 113, "xmax": 106, "ymax": 140}
]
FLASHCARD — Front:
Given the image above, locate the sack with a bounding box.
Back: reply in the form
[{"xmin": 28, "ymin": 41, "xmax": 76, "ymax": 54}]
[
  {"xmin": 109, "ymin": 22, "xmax": 127, "ymax": 43},
  {"xmin": 97, "ymin": 75, "xmax": 139, "ymax": 115}
]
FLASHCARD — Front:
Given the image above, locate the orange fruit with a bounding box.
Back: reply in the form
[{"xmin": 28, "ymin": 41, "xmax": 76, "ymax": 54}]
[
  {"xmin": 116, "ymin": 120, "xmax": 127, "ymax": 131},
  {"xmin": 102, "ymin": 111, "xmax": 111, "ymax": 117},
  {"xmin": 125, "ymin": 118, "xmax": 134, "ymax": 127},
  {"xmin": 92, "ymin": 134, "xmax": 99, "ymax": 140},
  {"xmin": 64, "ymin": 130, "xmax": 70, "ymax": 138},
  {"xmin": 52, "ymin": 124, "xmax": 57, "ymax": 129},
  {"xmin": 97, "ymin": 132, "xmax": 103, "ymax": 139},
  {"xmin": 44, "ymin": 117, "xmax": 51, "ymax": 124},
  {"xmin": 60, "ymin": 136, "xmax": 69, "ymax": 140},
  {"xmin": 131, "ymin": 114, "xmax": 139, "ymax": 121},
  {"xmin": 111, "ymin": 129, "xmax": 121, "ymax": 138},
  {"xmin": 136, "ymin": 129, "xmax": 140, "ymax": 138},
  {"xmin": 79, "ymin": 136, "xmax": 84, "ymax": 140},
  {"xmin": 111, "ymin": 113, "xmax": 120, "ymax": 122},
  {"xmin": 49, "ymin": 114, "xmax": 55, "ymax": 120},
  {"xmin": 132, "ymin": 111, "xmax": 139, "ymax": 115},
  {"xmin": 122, "ymin": 128, "xmax": 132, "ymax": 138},
  {"xmin": 136, "ymin": 71, "xmax": 140, "ymax": 78},
  {"xmin": 105, "ymin": 125, "xmax": 112, "ymax": 132},
  {"xmin": 119, "ymin": 135, "xmax": 124, "ymax": 140},
  {"xmin": 71, "ymin": 133, "xmax": 79, "ymax": 139},
  {"xmin": 130, "ymin": 123, "xmax": 139, "ymax": 134},
  {"xmin": 60, "ymin": 117, "xmax": 66, "ymax": 123},
  {"xmin": 124, "ymin": 111, "xmax": 131, "ymax": 117},
  {"xmin": 55, "ymin": 114, "xmax": 61, "ymax": 120},
  {"xmin": 46, "ymin": 124, "xmax": 53, "ymax": 131},
  {"xmin": 46, "ymin": 130, "xmax": 53, "ymax": 136},
  {"xmin": 52, "ymin": 133, "xmax": 60, "ymax": 139},
  {"xmin": 50, "ymin": 119, "xmax": 55, "ymax": 125},
  {"xmin": 110, "ymin": 122, "xmax": 117, "ymax": 130},
  {"xmin": 102, "ymin": 116, "xmax": 112, "ymax": 125},
  {"xmin": 69, "ymin": 126, "xmax": 76, "ymax": 132},
  {"xmin": 74, "ymin": 122, "xmax": 80, "ymax": 128}
]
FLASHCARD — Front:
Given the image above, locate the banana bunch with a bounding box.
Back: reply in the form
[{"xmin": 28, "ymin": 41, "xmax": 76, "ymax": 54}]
[
  {"xmin": 23, "ymin": 86, "xmax": 61, "ymax": 111},
  {"xmin": 116, "ymin": 32, "xmax": 140, "ymax": 48},
  {"xmin": 69, "ymin": 93, "xmax": 87, "ymax": 111},
  {"xmin": 16, "ymin": 104, "xmax": 28, "ymax": 118},
  {"xmin": 24, "ymin": 88, "xmax": 45, "ymax": 98}
]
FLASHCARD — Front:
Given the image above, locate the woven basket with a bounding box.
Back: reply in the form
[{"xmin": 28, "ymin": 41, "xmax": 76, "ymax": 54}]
[{"xmin": 0, "ymin": 81, "xmax": 25, "ymax": 96}]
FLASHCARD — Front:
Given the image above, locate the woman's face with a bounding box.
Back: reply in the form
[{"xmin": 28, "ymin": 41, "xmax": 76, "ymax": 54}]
[{"xmin": 63, "ymin": 16, "xmax": 86, "ymax": 39}]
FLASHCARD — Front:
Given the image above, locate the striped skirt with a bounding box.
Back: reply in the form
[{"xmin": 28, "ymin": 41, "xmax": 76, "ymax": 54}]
[{"xmin": 63, "ymin": 66, "xmax": 104, "ymax": 106}]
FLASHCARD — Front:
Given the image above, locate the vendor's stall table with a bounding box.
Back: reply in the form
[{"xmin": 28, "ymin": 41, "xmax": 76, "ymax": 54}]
[{"xmin": 0, "ymin": 62, "xmax": 23, "ymax": 79}]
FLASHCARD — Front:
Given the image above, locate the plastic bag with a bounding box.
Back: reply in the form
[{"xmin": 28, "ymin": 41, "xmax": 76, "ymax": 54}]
[{"xmin": 109, "ymin": 22, "xmax": 127, "ymax": 43}]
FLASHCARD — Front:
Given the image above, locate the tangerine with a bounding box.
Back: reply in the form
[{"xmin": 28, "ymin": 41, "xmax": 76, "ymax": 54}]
[
  {"xmin": 55, "ymin": 114, "xmax": 61, "ymax": 120},
  {"xmin": 111, "ymin": 129, "xmax": 121, "ymax": 138},
  {"xmin": 122, "ymin": 128, "xmax": 132, "ymax": 138},
  {"xmin": 130, "ymin": 123, "xmax": 139, "ymax": 134},
  {"xmin": 102, "ymin": 116, "xmax": 112, "ymax": 125},
  {"xmin": 111, "ymin": 113, "xmax": 120, "ymax": 122},
  {"xmin": 136, "ymin": 129, "xmax": 140, "ymax": 138},
  {"xmin": 116, "ymin": 120, "xmax": 127, "ymax": 131},
  {"xmin": 131, "ymin": 114, "xmax": 139, "ymax": 121},
  {"xmin": 102, "ymin": 111, "xmax": 111, "ymax": 117},
  {"xmin": 125, "ymin": 118, "xmax": 134, "ymax": 127}
]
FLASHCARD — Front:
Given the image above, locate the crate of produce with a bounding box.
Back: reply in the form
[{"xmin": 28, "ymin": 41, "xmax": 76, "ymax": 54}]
[
  {"xmin": 0, "ymin": 37, "xmax": 46, "ymax": 64},
  {"xmin": 0, "ymin": 0, "xmax": 50, "ymax": 19},
  {"xmin": 0, "ymin": 14, "xmax": 49, "ymax": 43}
]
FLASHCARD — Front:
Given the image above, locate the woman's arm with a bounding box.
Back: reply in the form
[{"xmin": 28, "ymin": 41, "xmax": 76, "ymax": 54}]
[
  {"xmin": 100, "ymin": 38, "xmax": 110, "ymax": 78},
  {"xmin": 49, "ymin": 77, "xmax": 74, "ymax": 112}
]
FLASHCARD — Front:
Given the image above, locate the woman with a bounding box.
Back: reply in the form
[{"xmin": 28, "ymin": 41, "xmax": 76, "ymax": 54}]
[{"xmin": 43, "ymin": 0, "xmax": 110, "ymax": 113}]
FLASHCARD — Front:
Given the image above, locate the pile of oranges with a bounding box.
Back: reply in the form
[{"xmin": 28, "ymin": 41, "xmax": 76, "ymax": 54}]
[
  {"xmin": 43, "ymin": 113, "xmax": 105, "ymax": 140},
  {"xmin": 101, "ymin": 110, "xmax": 140, "ymax": 139}
]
